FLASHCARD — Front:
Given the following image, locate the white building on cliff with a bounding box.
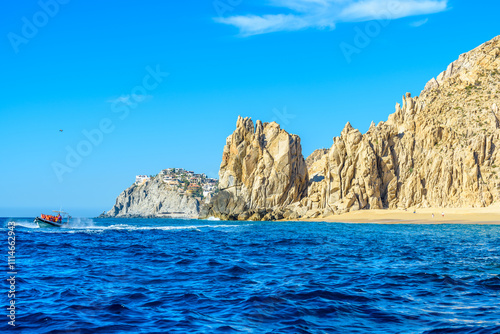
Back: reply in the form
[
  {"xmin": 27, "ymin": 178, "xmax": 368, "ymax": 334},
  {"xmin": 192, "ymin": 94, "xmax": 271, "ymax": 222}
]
[{"xmin": 135, "ymin": 175, "xmax": 150, "ymax": 185}]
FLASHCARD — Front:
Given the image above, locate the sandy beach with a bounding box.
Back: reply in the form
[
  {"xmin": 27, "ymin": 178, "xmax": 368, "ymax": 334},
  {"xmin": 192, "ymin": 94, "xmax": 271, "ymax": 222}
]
[{"xmin": 300, "ymin": 205, "xmax": 500, "ymax": 224}]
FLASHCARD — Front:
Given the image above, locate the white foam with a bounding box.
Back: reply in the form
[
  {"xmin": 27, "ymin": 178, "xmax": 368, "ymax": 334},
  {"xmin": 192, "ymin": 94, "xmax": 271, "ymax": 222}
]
[
  {"xmin": 102, "ymin": 224, "xmax": 202, "ymax": 231},
  {"xmin": 8, "ymin": 219, "xmax": 252, "ymax": 233},
  {"xmin": 68, "ymin": 218, "xmax": 96, "ymax": 229},
  {"xmin": 8, "ymin": 220, "xmax": 39, "ymax": 229},
  {"xmin": 92, "ymin": 224, "xmax": 251, "ymax": 231}
]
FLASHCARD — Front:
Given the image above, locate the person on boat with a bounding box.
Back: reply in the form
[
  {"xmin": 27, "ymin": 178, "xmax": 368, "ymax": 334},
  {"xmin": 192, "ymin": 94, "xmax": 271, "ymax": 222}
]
[{"xmin": 57, "ymin": 214, "xmax": 62, "ymax": 222}]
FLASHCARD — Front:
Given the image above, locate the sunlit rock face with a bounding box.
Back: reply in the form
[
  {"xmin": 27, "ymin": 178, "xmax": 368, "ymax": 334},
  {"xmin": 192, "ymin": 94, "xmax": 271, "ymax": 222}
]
[
  {"xmin": 202, "ymin": 116, "xmax": 308, "ymax": 221},
  {"xmin": 103, "ymin": 176, "xmax": 200, "ymax": 218},
  {"xmin": 303, "ymin": 35, "xmax": 500, "ymax": 216},
  {"xmin": 206, "ymin": 36, "xmax": 500, "ymax": 220}
]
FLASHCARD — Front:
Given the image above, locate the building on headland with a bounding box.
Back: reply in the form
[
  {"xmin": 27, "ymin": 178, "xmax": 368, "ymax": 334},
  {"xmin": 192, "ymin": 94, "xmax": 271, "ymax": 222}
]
[
  {"xmin": 202, "ymin": 184, "xmax": 216, "ymax": 199},
  {"xmin": 187, "ymin": 184, "xmax": 201, "ymax": 192},
  {"xmin": 137, "ymin": 168, "xmax": 218, "ymax": 198},
  {"xmin": 166, "ymin": 180, "xmax": 180, "ymax": 187},
  {"xmin": 135, "ymin": 175, "xmax": 150, "ymax": 185},
  {"xmin": 186, "ymin": 183, "xmax": 201, "ymax": 197},
  {"xmin": 202, "ymin": 184, "xmax": 215, "ymax": 191}
]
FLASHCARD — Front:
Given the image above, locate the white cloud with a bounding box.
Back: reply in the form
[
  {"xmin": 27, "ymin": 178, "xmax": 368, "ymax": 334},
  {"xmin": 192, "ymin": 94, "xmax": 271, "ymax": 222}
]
[
  {"xmin": 339, "ymin": 1, "xmax": 446, "ymax": 21},
  {"xmin": 215, "ymin": 0, "xmax": 448, "ymax": 36},
  {"xmin": 409, "ymin": 18, "xmax": 429, "ymax": 27}
]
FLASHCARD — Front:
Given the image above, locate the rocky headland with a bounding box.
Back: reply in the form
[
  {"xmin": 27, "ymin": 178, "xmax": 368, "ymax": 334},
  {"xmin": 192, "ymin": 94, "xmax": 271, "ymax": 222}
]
[
  {"xmin": 202, "ymin": 35, "xmax": 500, "ymax": 220},
  {"xmin": 101, "ymin": 169, "xmax": 217, "ymax": 218},
  {"xmin": 104, "ymin": 35, "xmax": 500, "ymax": 221}
]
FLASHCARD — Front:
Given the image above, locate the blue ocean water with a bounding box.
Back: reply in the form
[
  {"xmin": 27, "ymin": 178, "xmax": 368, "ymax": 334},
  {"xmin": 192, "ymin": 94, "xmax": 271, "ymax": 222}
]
[{"xmin": 1, "ymin": 218, "xmax": 500, "ymax": 334}]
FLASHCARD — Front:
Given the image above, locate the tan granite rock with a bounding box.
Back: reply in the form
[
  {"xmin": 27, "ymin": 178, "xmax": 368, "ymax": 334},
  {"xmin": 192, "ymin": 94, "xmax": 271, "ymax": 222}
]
[
  {"xmin": 204, "ymin": 35, "xmax": 500, "ymax": 221},
  {"xmin": 201, "ymin": 117, "xmax": 308, "ymax": 220},
  {"xmin": 305, "ymin": 35, "xmax": 500, "ymax": 214}
]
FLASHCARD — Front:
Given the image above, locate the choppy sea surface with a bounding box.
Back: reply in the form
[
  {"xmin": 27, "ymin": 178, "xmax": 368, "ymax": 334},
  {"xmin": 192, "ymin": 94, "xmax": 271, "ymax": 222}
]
[{"xmin": 1, "ymin": 218, "xmax": 500, "ymax": 333}]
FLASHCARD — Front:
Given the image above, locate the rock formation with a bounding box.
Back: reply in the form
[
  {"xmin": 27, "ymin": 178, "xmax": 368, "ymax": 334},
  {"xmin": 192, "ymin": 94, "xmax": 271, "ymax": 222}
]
[
  {"xmin": 306, "ymin": 149, "xmax": 329, "ymax": 168},
  {"xmin": 201, "ymin": 117, "xmax": 309, "ymax": 220},
  {"xmin": 207, "ymin": 35, "xmax": 500, "ymax": 220},
  {"xmin": 104, "ymin": 36, "xmax": 500, "ymax": 221},
  {"xmin": 299, "ymin": 35, "xmax": 500, "ymax": 218},
  {"xmin": 102, "ymin": 176, "xmax": 200, "ymax": 218}
]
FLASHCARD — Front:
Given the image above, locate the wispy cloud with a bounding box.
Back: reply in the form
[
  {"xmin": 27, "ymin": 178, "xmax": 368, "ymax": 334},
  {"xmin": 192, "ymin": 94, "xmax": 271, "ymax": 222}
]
[
  {"xmin": 215, "ymin": 0, "xmax": 448, "ymax": 36},
  {"xmin": 409, "ymin": 18, "xmax": 429, "ymax": 27}
]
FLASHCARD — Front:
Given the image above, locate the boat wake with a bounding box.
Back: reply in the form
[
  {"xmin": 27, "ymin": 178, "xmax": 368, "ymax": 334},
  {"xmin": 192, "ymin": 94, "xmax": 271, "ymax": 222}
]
[
  {"xmin": 68, "ymin": 218, "xmax": 96, "ymax": 228},
  {"xmin": 4, "ymin": 217, "xmax": 252, "ymax": 233},
  {"xmin": 101, "ymin": 224, "xmax": 203, "ymax": 231},
  {"xmin": 37, "ymin": 223, "xmax": 251, "ymax": 233},
  {"xmin": 86, "ymin": 224, "xmax": 251, "ymax": 232},
  {"xmin": 3, "ymin": 218, "xmax": 95, "ymax": 230},
  {"xmin": 8, "ymin": 220, "xmax": 39, "ymax": 229}
]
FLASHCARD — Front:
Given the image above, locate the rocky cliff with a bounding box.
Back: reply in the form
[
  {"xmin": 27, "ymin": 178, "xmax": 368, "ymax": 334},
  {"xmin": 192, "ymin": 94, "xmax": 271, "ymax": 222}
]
[
  {"xmin": 102, "ymin": 176, "xmax": 200, "ymax": 218},
  {"xmin": 306, "ymin": 149, "xmax": 329, "ymax": 168},
  {"xmin": 206, "ymin": 35, "xmax": 500, "ymax": 220},
  {"xmin": 201, "ymin": 117, "xmax": 309, "ymax": 220},
  {"xmin": 298, "ymin": 35, "xmax": 500, "ymax": 218}
]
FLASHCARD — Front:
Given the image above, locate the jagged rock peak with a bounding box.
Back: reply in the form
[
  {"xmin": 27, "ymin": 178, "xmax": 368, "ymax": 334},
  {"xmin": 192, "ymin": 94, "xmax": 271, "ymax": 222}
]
[
  {"xmin": 202, "ymin": 116, "xmax": 308, "ymax": 220},
  {"xmin": 306, "ymin": 148, "xmax": 329, "ymax": 168},
  {"xmin": 206, "ymin": 35, "xmax": 500, "ymax": 221},
  {"xmin": 236, "ymin": 115, "xmax": 256, "ymax": 134},
  {"xmin": 422, "ymin": 35, "xmax": 500, "ymax": 94},
  {"xmin": 342, "ymin": 121, "xmax": 353, "ymax": 133},
  {"xmin": 299, "ymin": 35, "xmax": 500, "ymax": 217}
]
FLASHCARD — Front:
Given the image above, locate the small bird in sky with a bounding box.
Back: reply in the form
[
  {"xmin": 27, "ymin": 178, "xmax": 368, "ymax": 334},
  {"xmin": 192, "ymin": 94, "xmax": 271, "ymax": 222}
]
[{"xmin": 59, "ymin": 129, "xmax": 63, "ymax": 132}]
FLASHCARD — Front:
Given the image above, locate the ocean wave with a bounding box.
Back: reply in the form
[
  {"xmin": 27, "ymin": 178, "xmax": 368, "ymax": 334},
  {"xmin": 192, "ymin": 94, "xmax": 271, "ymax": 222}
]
[
  {"xmin": 6, "ymin": 219, "xmax": 39, "ymax": 229},
  {"xmin": 7, "ymin": 219, "xmax": 500, "ymax": 333},
  {"xmin": 22, "ymin": 223, "xmax": 253, "ymax": 234},
  {"xmin": 100, "ymin": 224, "xmax": 203, "ymax": 231},
  {"xmin": 68, "ymin": 217, "xmax": 96, "ymax": 228}
]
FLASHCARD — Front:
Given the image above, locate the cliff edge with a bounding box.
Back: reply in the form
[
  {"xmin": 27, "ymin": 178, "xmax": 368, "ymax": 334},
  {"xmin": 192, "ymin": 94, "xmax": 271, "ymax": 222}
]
[
  {"xmin": 102, "ymin": 175, "xmax": 200, "ymax": 218},
  {"xmin": 207, "ymin": 35, "xmax": 500, "ymax": 220}
]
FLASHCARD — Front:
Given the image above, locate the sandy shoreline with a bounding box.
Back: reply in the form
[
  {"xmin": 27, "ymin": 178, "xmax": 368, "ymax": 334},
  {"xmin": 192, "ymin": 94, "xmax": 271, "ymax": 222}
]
[{"xmin": 298, "ymin": 206, "xmax": 500, "ymax": 224}]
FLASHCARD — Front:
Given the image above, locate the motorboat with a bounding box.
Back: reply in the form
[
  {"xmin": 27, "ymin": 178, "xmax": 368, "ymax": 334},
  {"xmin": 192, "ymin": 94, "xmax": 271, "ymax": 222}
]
[{"xmin": 34, "ymin": 211, "xmax": 71, "ymax": 228}]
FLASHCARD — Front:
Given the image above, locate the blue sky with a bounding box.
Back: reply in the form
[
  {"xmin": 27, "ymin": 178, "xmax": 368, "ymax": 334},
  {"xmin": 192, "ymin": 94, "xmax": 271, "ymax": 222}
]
[{"xmin": 0, "ymin": 0, "xmax": 498, "ymax": 217}]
